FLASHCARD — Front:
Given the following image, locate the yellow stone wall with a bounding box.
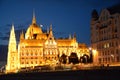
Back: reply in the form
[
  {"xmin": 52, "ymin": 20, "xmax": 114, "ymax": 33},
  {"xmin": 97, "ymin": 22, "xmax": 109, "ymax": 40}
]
[{"xmin": 6, "ymin": 14, "xmax": 89, "ymax": 73}]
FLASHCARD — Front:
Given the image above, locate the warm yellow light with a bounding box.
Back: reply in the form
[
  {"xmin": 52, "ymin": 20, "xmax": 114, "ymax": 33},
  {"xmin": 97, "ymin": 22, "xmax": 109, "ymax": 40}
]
[
  {"xmin": 111, "ymin": 54, "xmax": 114, "ymax": 57},
  {"xmin": 93, "ymin": 49, "xmax": 97, "ymax": 54},
  {"xmin": 89, "ymin": 47, "xmax": 91, "ymax": 50},
  {"xmin": 6, "ymin": 13, "xmax": 89, "ymax": 73}
]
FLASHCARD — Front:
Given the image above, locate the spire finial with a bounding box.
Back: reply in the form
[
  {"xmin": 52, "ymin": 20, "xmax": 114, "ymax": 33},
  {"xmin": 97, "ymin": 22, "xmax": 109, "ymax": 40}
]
[
  {"xmin": 73, "ymin": 32, "xmax": 76, "ymax": 38},
  {"xmin": 20, "ymin": 30, "xmax": 24, "ymax": 40},
  {"xmin": 12, "ymin": 23, "xmax": 14, "ymax": 31},
  {"xmin": 50, "ymin": 24, "xmax": 52, "ymax": 31},
  {"xmin": 48, "ymin": 24, "xmax": 54, "ymax": 40},
  {"xmin": 47, "ymin": 26, "xmax": 49, "ymax": 34},
  {"xmin": 69, "ymin": 34, "xmax": 72, "ymax": 39},
  {"xmin": 73, "ymin": 32, "xmax": 76, "ymax": 41},
  {"xmin": 32, "ymin": 10, "xmax": 36, "ymax": 24},
  {"xmin": 49, "ymin": 24, "xmax": 53, "ymax": 35}
]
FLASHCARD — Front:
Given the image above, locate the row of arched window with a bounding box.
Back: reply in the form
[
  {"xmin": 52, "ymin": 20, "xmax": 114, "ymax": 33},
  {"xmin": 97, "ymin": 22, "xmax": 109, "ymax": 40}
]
[
  {"xmin": 21, "ymin": 61, "xmax": 42, "ymax": 64},
  {"xmin": 20, "ymin": 52, "xmax": 43, "ymax": 56}
]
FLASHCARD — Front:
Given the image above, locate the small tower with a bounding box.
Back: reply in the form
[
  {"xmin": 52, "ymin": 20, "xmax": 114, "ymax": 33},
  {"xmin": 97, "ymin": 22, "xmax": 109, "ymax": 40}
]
[
  {"xmin": 91, "ymin": 9, "xmax": 99, "ymax": 45},
  {"xmin": 8, "ymin": 24, "xmax": 16, "ymax": 52},
  {"xmin": 69, "ymin": 34, "xmax": 72, "ymax": 39},
  {"xmin": 91, "ymin": 9, "xmax": 99, "ymax": 21},
  {"xmin": 44, "ymin": 24, "xmax": 58, "ymax": 64},
  {"xmin": 72, "ymin": 33, "xmax": 78, "ymax": 50},
  {"xmin": 48, "ymin": 24, "xmax": 54, "ymax": 39},
  {"xmin": 47, "ymin": 27, "xmax": 49, "ymax": 34},
  {"xmin": 91, "ymin": 9, "xmax": 99, "ymax": 25},
  {"xmin": 20, "ymin": 30, "xmax": 24, "ymax": 40},
  {"xmin": 6, "ymin": 24, "xmax": 18, "ymax": 73},
  {"xmin": 73, "ymin": 33, "xmax": 76, "ymax": 41}
]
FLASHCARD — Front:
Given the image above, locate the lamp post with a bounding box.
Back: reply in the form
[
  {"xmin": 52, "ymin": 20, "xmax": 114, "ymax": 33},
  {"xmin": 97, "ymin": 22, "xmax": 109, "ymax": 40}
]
[{"xmin": 89, "ymin": 47, "xmax": 93, "ymax": 63}]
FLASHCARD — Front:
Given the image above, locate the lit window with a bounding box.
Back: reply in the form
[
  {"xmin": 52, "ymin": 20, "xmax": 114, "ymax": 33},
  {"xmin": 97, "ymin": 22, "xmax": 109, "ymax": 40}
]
[
  {"xmin": 107, "ymin": 43, "xmax": 109, "ymax": 48},
  {"xmin": 104, "ymin": 44, "xmax": 106, "ymax": 48}
]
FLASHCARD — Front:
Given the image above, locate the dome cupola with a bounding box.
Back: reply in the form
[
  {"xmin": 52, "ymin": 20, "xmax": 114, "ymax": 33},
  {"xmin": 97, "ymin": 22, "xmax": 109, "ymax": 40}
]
[{"xmin": 25, "ymin": 12, "xmax": 43, "ymax": 39}]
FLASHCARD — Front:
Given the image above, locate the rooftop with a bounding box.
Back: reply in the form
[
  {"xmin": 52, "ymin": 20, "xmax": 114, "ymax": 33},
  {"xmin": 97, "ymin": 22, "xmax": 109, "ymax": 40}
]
[{"xmin": 107, "ymin": 3, "xmax": 120, "ymax": 14}]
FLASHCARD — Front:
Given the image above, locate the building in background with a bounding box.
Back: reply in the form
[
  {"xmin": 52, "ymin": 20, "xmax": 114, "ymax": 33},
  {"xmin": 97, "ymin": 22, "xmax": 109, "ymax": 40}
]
[
  {"xmin": 91, "ymin": 4, "xmax": 120, "ymax": 65},
  {"xmin": 6, "ymin": 13, "xmax": 89, "ymax": 73}
]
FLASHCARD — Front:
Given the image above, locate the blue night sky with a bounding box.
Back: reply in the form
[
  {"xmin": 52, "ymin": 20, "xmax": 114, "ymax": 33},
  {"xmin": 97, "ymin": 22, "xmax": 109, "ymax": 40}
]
[{"xmin": 0, "ymin": 0, "xmax": 120, "ymax": 46}]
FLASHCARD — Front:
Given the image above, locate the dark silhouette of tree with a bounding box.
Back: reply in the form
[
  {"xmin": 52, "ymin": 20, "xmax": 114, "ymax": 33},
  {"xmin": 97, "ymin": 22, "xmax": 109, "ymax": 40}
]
[
  {"xmin": 69, "ymin": 52, "xmax": 79, "ymax": 64},
  {"xmin": 60, "ymin": 53, "xmax": 67, "ymax": 64}
]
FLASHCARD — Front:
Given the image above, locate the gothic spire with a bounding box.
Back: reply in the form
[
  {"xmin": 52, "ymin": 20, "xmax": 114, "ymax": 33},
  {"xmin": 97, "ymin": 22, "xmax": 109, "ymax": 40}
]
[
  {"xmin": 48, "ymin": 24, "xmax": 54, "ymax": 40},
  {"xmin": 20, "ymin": 30, "xmax": 24, "ymax": 40},
  {"xmin": 32, "ymin": 11, "xmax": 36, "ymax": 24},
  {"xmin": 69, "ymin": 34, "xmax": 72, "ymax": 39},
  {"xmin": 47, "ymin": 27, "xmax": 49, "ymax": 34},
  {"xmin": 73, "ymin": 33, "xmax": 76, "ymax": 41},
  {"xmin": 49, "ymin": 24, "xmax": 53, "ymax": 36},
  {"xmin": 91, "ymin": 9, "xmax": 99, "ymax": 21},
  {"xmin": 9, "ymin": 24, "xmax": 16, "ymax": 52}
]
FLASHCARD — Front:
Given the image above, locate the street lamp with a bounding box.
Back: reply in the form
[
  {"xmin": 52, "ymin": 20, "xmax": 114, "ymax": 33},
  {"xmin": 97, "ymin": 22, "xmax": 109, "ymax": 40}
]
[
  {"xmin": 89, "ymin": 47, "xmax": 93, "ymax": 63},
  {"xmin": 89, "ymin": 47, "xmax": 92, "ymax": 51}
]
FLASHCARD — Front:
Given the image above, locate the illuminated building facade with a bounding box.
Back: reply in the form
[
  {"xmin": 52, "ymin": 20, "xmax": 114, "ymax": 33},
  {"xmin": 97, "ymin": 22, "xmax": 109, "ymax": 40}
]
[
  {"xmin": 91, "ymin": 4, "xmax": 120, "ymax": 65},
  {"xmin": 6, "ymin": 13, "xmax": 89, "ymax": 73}
]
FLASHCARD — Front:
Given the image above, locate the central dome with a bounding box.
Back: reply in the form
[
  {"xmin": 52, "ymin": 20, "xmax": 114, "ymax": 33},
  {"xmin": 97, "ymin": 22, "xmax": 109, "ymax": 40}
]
[
  {"xmin": 25, "ymin": 13, "xmax": 43, "ymax": 39},
  {"xmin": 26, "ymin": 24, "xmax": 43, "ymax": 34}
]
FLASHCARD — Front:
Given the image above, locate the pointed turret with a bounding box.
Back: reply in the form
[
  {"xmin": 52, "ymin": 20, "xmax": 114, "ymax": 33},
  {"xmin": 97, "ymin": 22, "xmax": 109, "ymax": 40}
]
[
  {"xmin": 73, "ymin": 33, "xmax": 76, "ymax": 40},
  {"xmin": 8, "ymin": 24, "xmax": 16, "ymax": 51},
  {"xmin": 20, "ymin": 30, "xmax": 24, "ymax": 40},
  {"xmin": 91, "ymin": 9, "xmax": 99, "ymax": 21},
  {"xmin": 47, "ymin": 27, "xmax": 49, "ymax": 34},
  {"xmin": 32, "ymin": 11, "xmax": 36, "ymax": 24},
  {"xmin": 47, "ymin": 24, "xmax": 54, "ymax": 40},
  {"xmin": 69, "ymin": 34, "xmax": 72, "ymax": 39},
  {"xmin": 6, "ymin": 24, "xmax": 17, "ymax": 73},
  {"xmin": 49, "ymin": 24, "xmax": 53, "ymax": 36}
]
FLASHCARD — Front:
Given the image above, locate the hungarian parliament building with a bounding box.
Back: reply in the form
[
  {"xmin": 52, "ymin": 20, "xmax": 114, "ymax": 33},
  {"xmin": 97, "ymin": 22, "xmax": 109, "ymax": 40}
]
[{"xmin": 6, "ymin": 13, "xmax": 89, "ymax": 73}]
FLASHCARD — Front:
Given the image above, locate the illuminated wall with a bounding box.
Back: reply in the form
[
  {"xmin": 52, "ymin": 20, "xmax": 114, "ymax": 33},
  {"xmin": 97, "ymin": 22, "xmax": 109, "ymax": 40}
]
[
  {"xmin": 6, "ymin": 14, "xmax": 89, "ymax": 73},
  {"xmin": 91, "ymin": 7, "xmax": 120, "ymax": 65}
]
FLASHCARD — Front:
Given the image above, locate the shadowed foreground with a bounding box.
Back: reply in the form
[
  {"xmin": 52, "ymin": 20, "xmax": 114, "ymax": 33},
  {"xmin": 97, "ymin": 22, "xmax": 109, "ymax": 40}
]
[{"xmin": 0, "ymin": 67, "xmax": 120, "ymax": 80}]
